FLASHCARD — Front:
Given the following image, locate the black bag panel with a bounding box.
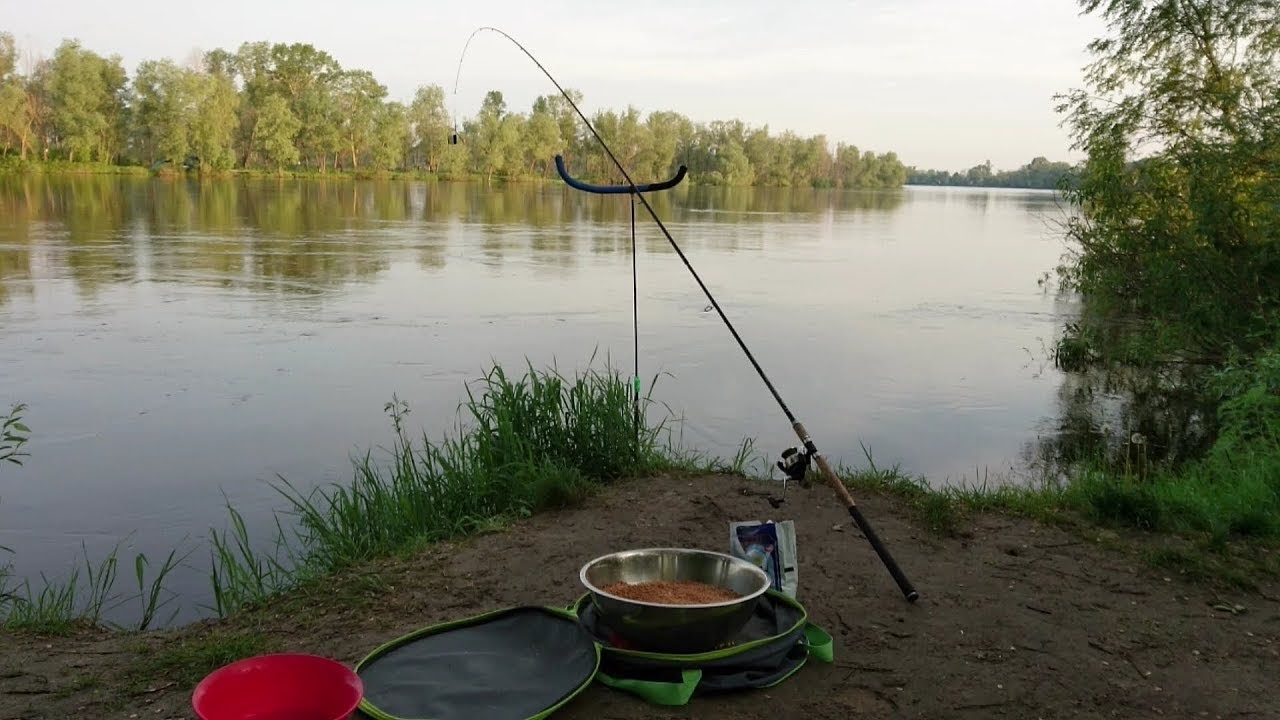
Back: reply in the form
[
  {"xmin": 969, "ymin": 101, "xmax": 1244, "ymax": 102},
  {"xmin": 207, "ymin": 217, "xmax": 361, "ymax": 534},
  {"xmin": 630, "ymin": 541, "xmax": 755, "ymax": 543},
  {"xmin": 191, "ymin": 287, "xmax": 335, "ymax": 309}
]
[
  {"xmin": 357, "ymin": 606, "xmax": 599, "ymax": 720},
  {"xmin": 691, "ymin": 642, "xmax": 810, "ymax": 694}
]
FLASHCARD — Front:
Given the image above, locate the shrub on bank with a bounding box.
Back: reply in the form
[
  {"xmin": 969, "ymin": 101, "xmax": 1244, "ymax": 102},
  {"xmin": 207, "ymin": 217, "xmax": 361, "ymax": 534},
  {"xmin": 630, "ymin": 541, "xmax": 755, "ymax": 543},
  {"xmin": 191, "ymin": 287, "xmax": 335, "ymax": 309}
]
[{"xmin": 1066, "ymin": 344, "xmax": 1280, "ymax": 542}]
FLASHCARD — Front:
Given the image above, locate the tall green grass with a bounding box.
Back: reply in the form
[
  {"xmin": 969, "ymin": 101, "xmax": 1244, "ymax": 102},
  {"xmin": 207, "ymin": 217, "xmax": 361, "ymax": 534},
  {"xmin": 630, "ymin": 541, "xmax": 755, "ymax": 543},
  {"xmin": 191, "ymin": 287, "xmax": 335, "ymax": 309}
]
[
  {"xmin": 5, "ymin": 358, "xmax": 733, "ymax": 630},
  {"xmin": 1, "ymin": 401, "xmax": 31, "ymax": 466},
  {"xmin": 834, "ymin": 443, "xmax": 1070, "ymax": 536},
  {"xmin": 208, "ymin": 358, "xmax": 711, "ymax": 617},
  {"xmin": 0, "ymin": 539, "xmax": 188, "ymax": 633}
]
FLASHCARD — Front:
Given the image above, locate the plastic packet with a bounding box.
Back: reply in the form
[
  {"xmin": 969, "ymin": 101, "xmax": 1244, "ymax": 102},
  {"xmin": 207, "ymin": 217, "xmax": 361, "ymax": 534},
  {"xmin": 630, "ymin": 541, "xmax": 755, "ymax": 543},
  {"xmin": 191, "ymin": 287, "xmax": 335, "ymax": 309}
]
[{"xmin": 728, "ymin": 520, "xmax": 798, "ymax": 599}]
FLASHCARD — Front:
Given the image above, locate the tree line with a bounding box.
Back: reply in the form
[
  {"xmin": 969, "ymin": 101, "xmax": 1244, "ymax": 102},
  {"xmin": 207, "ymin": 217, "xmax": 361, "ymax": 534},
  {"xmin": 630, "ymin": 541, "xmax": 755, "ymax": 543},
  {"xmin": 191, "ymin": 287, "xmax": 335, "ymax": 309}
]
[
  {"xmin": 906, "ymin": 156, "xmax": 1079, "ymax": 190},
  {"xmin": 0, "ymin": 34, "xmax": 910, "ymax": 188}
]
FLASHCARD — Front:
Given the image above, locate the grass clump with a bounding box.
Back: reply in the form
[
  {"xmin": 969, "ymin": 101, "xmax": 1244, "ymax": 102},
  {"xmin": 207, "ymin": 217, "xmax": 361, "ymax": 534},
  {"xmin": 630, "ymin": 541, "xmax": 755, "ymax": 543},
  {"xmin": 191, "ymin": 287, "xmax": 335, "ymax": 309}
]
[
  {"xmin": 1, "ymin": 539, "xmax": 189, "ymax": 634},
  {"xmin": 1142, "ymin": 545, "xmax": 1266, "ymax": 592},
  {"xmin": 209, "ymin": 357, "xmax": 695, "ymax": 617},
  {"xmin": 836, "ymin": 444, "xmax": 1069, "ymax": 536},
  {"xmin": 124, "ymin": 631, "xmax": 274, "ymax": 691}
]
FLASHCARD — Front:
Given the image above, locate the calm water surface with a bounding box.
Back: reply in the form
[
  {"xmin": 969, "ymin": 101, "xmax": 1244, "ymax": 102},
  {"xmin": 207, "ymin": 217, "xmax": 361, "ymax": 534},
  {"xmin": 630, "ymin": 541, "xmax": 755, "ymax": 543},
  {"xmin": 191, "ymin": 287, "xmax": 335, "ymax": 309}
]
[{"xmin": 0, "ymin": 176, "xmax": 1076, "ymax": 623}]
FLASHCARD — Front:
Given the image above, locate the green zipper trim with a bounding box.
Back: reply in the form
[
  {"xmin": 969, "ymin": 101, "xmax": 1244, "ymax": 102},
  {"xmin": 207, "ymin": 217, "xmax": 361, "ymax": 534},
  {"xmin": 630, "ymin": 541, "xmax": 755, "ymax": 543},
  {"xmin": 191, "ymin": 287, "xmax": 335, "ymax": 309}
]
[
  {"xmin": 572, "ymin": 590, "xmax": 810, "ymax": 663},
  {"xmin": 355, "ymin": 605, "xmax": 601, "ymax": 720}
]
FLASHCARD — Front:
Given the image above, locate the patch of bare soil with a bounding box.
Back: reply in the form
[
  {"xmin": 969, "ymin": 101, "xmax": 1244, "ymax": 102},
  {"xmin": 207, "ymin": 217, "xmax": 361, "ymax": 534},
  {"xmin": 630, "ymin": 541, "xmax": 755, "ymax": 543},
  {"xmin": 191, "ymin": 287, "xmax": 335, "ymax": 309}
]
[{"xmin": 3, "ymin": 473, "xmax": 1279, "ymax": 720}]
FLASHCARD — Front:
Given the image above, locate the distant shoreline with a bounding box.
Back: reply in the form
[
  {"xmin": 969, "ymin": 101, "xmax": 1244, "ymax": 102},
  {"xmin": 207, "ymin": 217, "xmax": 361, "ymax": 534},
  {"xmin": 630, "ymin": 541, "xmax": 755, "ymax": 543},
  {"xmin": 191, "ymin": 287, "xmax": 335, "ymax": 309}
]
[{"xmin": 2, "ymin": 161, "xmax": 1066, "ymax": 192}]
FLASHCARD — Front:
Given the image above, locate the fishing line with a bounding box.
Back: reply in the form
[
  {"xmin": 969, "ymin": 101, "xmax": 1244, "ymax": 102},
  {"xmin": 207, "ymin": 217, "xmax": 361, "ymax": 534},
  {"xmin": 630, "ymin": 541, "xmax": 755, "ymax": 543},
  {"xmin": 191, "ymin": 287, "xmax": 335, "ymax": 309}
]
[
  {"xmin": 629, "ymin": 194, "xmax": 640, "ymax": 441},
  {"xmin": 451, "ymin": 26, "xmax": 919, "ymax": 603}
]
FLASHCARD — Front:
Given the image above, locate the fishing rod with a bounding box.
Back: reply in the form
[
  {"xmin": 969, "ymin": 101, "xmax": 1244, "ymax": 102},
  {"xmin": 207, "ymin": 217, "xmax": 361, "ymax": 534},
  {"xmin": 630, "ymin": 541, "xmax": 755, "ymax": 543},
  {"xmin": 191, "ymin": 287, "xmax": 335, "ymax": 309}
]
[{"xmin": 452, "ymin": 26, "xmax": 919, "ymax": 604}]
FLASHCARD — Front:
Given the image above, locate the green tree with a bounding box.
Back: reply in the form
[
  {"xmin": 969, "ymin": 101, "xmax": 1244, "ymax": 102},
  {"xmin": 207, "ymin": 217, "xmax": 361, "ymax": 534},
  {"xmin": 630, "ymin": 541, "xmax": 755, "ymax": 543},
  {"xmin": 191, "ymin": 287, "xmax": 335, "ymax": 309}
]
[
  {"xmin": 834, "ymin": 143, "xmax": 861, "ymax": 187},
  {"xmin": 130, "ymin": 59, "xmax": 191, "ymax": 165},
  {"xmin": 876, "ymin": 151, "xmax": 907, "ymax": 187},
  {"xmin": 523, "ymin": 96, "xmax": 561, "ymax": 176},
  {"xmin": 335, "ymin": 69, "xmax": 386, "ymax": 170},
  {"xmin": 230, "ymin": 41, "xmax": 275, "ymax": 168},
  {"xmin": 271, "ymin": 43, "xmax": 341, "ymax": 170},
  {"xmin": 470, "ymin": 90, "xmax": 513, "ymax": 184},
  {"xmin": 407, "ymin": 84, "xmax": 450, "ymax": 172},
  {"xmin": 643, "ymin": 110, "xmax": 685, "ymax": 181},
  {"xmin": 0, "ymin": 33, "xmax": 15, "ymax": 80},
  {"xmin": 189, "ymin": 67, "xmax": 240, "ymax": 170},
  {"xmin": 0, "ymin": 81, "xmax": 25, "ymax": 157},
  {"xmin": 369, "ymin": 100, "xmax": 409, "ymax": 170},
  {"xmin": 254, "ymin": 94, "xmax": 300, "ymax": 170},
  {"xmin": 1054, "ymin": 0, "xmax": 1280, "ymax": 367},
  {"xmin": 43, "ymin": 40, "xmax": 129, "ymax": 162},
  {"xmin": 0, "ymin": 33, "xmax": 32, "ymax": 159},
  {"xmin": 0, "ymin": 33, "xmax": 20, "ymax": 156},
  {"xmin": 546, "ymin": 88, "xmax": 584, "ymax": 162}
]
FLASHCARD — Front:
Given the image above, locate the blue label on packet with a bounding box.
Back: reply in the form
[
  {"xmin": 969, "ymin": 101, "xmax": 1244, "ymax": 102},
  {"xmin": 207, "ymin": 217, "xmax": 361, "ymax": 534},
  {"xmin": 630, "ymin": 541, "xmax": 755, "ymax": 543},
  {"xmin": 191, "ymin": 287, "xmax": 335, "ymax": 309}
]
[{"xmin": 735, "ymin": 523, "xmax": 782, "ymax": 592}]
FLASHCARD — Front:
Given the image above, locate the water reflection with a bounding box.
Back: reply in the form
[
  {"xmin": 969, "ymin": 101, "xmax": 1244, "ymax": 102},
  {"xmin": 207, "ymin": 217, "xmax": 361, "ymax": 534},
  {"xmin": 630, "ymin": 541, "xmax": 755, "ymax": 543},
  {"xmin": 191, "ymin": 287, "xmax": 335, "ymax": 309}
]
[
  {"xmin": 1022, "ymin": 354, "xmax": 1218, "ymax": 481},
  {"xmin": 0, "ymin": 180, "xmax": 33, "ymax": 308},
  {"xmin": 0, "ymin": 176, "xmax": 914, "ymax": 308}
]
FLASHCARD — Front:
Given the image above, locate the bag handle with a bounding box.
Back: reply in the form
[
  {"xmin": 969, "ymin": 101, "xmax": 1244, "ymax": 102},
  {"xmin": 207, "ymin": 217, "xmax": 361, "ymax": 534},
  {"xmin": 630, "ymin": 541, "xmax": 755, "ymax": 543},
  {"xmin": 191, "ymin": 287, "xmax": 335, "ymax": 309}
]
[
  {"xmin": 803, "ymin": 623, "xmax": 835, "ymax": 663},
  {"xmin": 595, "ymin": 668, "xmax": 703, "ymax": 706}
]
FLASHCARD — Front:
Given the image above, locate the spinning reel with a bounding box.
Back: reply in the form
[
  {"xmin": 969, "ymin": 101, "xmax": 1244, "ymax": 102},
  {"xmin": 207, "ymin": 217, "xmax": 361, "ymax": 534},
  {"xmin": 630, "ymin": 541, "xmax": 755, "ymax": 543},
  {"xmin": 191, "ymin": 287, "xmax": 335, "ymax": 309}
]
[
  {"xmin": 763, "ymin": 445, "xmax": 812, "ymax": 508},
  {"xmin": 777, "ymin": 445, "xmax": 812, "ymax": 484}
]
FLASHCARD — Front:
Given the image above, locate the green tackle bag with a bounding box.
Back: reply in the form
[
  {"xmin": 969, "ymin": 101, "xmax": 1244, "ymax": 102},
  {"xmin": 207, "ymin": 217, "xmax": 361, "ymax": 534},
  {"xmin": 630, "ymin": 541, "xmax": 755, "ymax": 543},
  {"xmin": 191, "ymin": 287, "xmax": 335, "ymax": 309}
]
[
  {"xmin": 352, "ymin": 592, "xmax": 833, "ymax": 720},
  {"xmin": 571, "ymin": 589, "xmax": 833, "ymax": 707}
]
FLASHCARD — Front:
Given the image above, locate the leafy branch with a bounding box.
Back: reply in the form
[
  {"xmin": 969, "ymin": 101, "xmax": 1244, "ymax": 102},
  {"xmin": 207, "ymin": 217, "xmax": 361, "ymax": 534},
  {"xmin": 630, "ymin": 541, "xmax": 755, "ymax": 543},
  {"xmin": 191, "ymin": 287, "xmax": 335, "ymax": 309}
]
[{"xmin": 2, "ymin": 403, "xmax": 31, "ymax": 467}]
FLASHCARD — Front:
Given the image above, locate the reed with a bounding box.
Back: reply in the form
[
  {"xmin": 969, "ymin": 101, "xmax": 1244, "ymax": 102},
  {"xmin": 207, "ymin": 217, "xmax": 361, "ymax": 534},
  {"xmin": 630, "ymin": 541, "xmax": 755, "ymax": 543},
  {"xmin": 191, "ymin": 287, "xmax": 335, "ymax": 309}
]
[
  {"xmin": 0, "ymin": 539, "xmax": 186, "ymax": 633},
  {"xmin": 208, "ymin": 357, "xmax": 702, "ymax": 616}
]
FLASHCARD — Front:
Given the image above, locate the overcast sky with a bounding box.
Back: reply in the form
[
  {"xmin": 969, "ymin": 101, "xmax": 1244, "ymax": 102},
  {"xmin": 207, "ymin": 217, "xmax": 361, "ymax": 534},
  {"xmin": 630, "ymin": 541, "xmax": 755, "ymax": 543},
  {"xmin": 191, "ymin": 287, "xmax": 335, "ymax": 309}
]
[{"xmin": 6, "ymin": 0, "xmax": 1106, "ymax": 171}]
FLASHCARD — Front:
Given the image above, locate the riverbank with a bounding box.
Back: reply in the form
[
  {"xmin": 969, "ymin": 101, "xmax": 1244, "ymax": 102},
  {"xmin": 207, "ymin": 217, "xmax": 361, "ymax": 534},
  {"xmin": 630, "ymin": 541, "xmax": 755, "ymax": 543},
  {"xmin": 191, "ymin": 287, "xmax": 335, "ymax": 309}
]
[
  {"xmin": 4, "ymin": 359, "xmax": 1276, "ymax": 635},
  {"xmin": 3, "ymin": 360, "xmax": 1278, "ymax": 717},
  {"xmin": 3, "ymin": 470, "xmax": 1277, "ymax": 719}
]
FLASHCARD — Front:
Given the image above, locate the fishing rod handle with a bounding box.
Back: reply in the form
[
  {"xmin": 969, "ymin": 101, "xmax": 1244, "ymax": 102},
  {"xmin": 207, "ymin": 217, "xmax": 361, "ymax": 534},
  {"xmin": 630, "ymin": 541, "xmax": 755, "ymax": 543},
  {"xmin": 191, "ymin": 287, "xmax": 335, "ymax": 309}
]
[
  {"xmin": 845, "ymin": 495, "xmax": 920, "ymax": 603},
  {"xmin": 554, "ymin": 154, "xmax": 687, "ymax": 194},
  {"xmin": 794, "ymin": 422, "xmax": 920, "ymax": 604}
]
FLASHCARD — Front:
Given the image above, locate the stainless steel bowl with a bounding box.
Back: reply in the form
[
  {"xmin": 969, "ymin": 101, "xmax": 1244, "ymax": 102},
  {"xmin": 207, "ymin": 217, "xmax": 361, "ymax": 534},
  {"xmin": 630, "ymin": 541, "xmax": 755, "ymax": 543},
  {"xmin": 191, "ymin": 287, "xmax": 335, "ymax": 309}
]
[{"xmin": 579, "ymin": 547, "xmax": 771, "ymax": 654}]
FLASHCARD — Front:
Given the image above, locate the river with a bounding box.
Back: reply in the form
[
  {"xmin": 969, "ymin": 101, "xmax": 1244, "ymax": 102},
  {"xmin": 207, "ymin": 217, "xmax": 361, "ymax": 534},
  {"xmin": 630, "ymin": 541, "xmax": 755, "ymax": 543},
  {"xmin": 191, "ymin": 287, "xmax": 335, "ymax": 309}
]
[{"xmin": 0, "ymin": 175, "xmax": 1077, "ymax": 624}]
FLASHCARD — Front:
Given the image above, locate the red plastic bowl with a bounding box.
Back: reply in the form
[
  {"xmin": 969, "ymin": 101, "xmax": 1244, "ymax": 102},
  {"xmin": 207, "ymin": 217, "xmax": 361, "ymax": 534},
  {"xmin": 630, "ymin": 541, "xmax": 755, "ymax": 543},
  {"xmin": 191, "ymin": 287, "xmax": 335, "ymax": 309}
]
[{"xmin": 191, "ymin": 653, "xmax": 364, "ymax": 720}]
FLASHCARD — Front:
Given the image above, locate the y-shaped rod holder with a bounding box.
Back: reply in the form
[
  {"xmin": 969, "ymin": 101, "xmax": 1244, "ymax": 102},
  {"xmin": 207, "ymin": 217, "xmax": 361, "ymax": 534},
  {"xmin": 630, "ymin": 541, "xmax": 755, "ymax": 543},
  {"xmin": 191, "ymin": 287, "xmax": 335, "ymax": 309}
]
[{"xmin": 554, "ymin": 155, "xmax": 687, "ymax": 195}]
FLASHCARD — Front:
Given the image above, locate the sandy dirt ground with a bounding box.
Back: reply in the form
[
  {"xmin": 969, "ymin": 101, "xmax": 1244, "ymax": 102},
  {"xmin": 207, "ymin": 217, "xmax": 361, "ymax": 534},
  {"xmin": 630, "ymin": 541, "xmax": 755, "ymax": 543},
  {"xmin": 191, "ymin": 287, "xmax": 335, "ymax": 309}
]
[{"xmin": 3, "ymin": 472, "xmax": 1278, "ymax": 719}]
